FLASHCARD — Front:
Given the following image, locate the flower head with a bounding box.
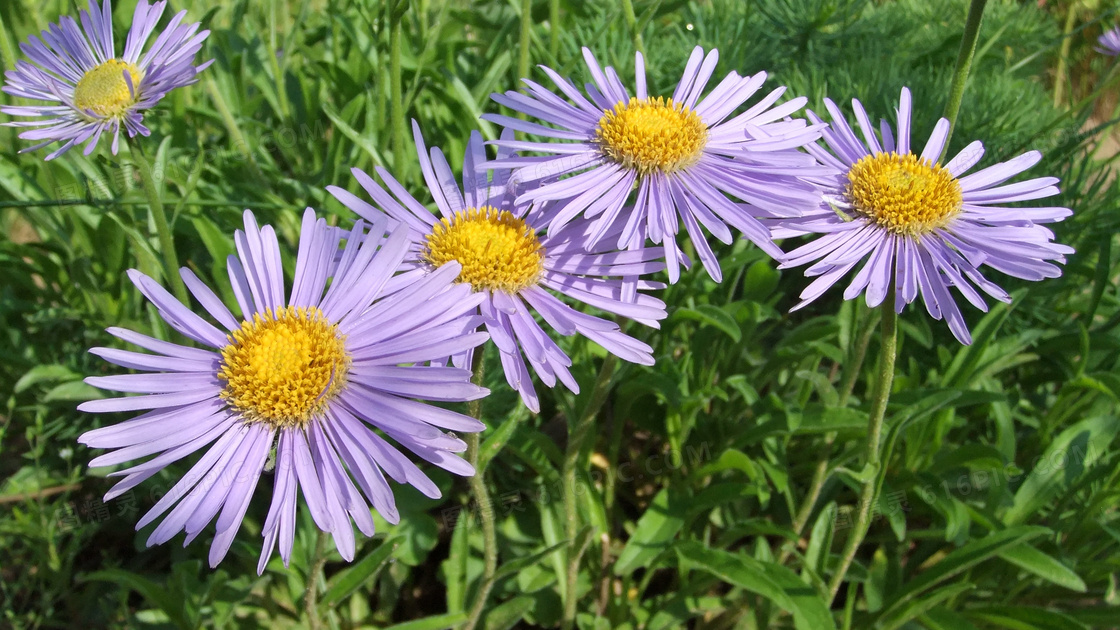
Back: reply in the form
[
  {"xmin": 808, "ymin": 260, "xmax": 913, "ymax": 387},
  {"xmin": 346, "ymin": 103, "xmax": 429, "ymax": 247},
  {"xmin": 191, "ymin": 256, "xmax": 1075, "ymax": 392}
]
[
  {"xmin": 78, "ymin": 209, "xmax": 490, "ymax": 571},
  {"xmin": 1098, "ymin": 27, "xmax": 1120, "ymax": 56},
  {"xmin": 2, "ymin": 0, "xmax": 212, "ymax": 159},
  {"xmin": 329, "ymin": 122, "xmax": 668, "ymax": 412},
  {"xmin": 481, "ymin": 46, "xmax": 827, "ymax": 282},
  {"xmin": 776, "ymin": 87, "xmax": 1073, "ymax": 344}
]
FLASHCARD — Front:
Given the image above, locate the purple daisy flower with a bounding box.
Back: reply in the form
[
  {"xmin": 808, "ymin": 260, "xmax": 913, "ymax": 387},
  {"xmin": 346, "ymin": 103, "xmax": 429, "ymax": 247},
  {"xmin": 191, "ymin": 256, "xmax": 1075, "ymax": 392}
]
[
  {"xmin": 78, "ymin": 209, "xmax": 490, "ymax": 571},
  {"xmin": 776, "ymin": 87, "xmax": 1073, "ymax": 344},
  {"xmin": 481, "ymin": 46, "xmax": 827, "ymax": 283},
  {"xmin": 328, "ymin": 122, "xmax": 668, "ymax": 413},
  {"xmin": 1098, "ymin": 27, "xmax": 1120, "ymax": 56},
  {"xmin": 2, "ymin": 0, "xmax": 212, "ymax": 159}
]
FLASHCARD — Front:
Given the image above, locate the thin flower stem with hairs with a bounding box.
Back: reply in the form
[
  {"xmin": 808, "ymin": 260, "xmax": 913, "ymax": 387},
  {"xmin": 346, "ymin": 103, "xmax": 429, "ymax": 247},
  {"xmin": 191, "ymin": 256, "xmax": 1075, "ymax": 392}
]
[
  {"xmin": 561, "ymin": 353, "xmax": 619, "ymax": 630},
  {"xmin": 128, "ymin": 138, "xmax": 189, "ymax": 306},
  {"xmin": 462, "ymin": 352, "xmax": 497, "ymax": 630},
  {"xmin": 620, "ymin": 0, "xmax": 645, "ymax": 57},
  {"xmin": 549, "ymin": 0, "xmax": 561, "ymax": 59},
  {"xmin": 518, "ymin": 0, "xmax": 532, "ymax": 85},
  {"xmin": 826, "ymin": 303, "xmax": 898, "ymax": 604},
  {"xmin": 389, "ymin": 0, "xmax": 408, "ymax": 174},
  {"xmin": 304, "ymin": 530, "xmax": 329, "ymax": 630},
  {"xmin": 941, "ymin": 0, "xmax": 990, "ymax": 160}
]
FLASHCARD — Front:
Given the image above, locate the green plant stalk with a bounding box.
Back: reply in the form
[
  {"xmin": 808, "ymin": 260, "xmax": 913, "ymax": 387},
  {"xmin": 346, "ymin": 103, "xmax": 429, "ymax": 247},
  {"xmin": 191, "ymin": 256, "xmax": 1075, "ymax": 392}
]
[
  {"xmin": 518, "ymin": 0, "xmax": 532, "ymax": 84},
  {"xmin": 203, "ymin": 76, "xmax": 255, "ymax": 164},
  {"xmin": 305, "ymin": 530, "xmax": 329, "ymax": 630},
  {"xmin": 463, "ymin": 353, "xmax": 497, "ymax": 630},
  {"xmin": 549, "ymin": 0, "xmax": 561, "ymax": 59},
  {"xmin": 620, "ymin": 0, "xmax": 645, "ymax": 57},
  {"xmin": 940, "ymin": 0, "xmax": 989, "ymax": 161},
  {"xmin": 1052, "ymin": 1, "xmax": 1080, "ymax": 109},
  {"xmin": 128, "ymin": 139, "xmax": 189, "ymax": 305},
  {"xmin": 389, "ymin": 3, "xmax": 407, "ymax": 174},
  {"xmin": 561, "ymin": 353, "xmax": 619, "ymax": 630},
  {"xmin": 826, "ymin": 302, "xmax": 898, "ymax": 604}
]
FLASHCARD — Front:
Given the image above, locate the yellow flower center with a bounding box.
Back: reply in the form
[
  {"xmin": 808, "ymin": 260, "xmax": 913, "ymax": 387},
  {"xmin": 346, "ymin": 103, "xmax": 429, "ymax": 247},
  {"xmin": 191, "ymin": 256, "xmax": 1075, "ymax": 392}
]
[
  {"xmin": 72, "ymin": 59, "xmax": 142, "ymax": 118},
  {"xmin": 424, "ymin": 207, "xmax": 545, "ymax": 293},
  {"xmin": 218, "ymin": 306, "xmax": 350, "ymax": 428},
  {"xmin": 594, "ymin": 97, "xmax": 708, "ymax": 175},
  {"xmin": 846, "ymin": 152, "xmax": 963, "ymax": 236}
]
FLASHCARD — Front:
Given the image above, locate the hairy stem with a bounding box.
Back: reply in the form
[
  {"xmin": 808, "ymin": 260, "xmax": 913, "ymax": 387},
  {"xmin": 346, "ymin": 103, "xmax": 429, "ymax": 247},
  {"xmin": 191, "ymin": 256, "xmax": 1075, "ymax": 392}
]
[
  {"xmin": 1053, "ymin": 1, "xmax": 1080, "ymax": 109},
  {"xmin": 561, "ymin": 353, "xmax": 619, "ymax": 629},
  {"xmin": 620, "ymin": 0, "xmax": 645, "ymax": 57},
  {"xmin": 518, "ymin": 0, "xmax": 532, "ymax": 84},
  {"xmin": 305, "ymin": 530, "xmax": 329, "ymax": 630},
  {"xmin": 128, "ymin": 139, "xmax": 189, "ymax": 305},
  {"xmin": 463, "ymin": 352, "xmax": 497, "ymax": 630},
  {"xmin": 389, "ymin": 1, "xmax": 408, "ymax": 174},
  {"xmin": 549, "ymin": 0, "xmax": 561, "ymax": 59},
  {"xmin": 826, "ymin": 304, "xmax": 898, "ymax": 604},
  {"xmin": 941, "ymin": 0, "xmax": 989, "ymax": 160}
]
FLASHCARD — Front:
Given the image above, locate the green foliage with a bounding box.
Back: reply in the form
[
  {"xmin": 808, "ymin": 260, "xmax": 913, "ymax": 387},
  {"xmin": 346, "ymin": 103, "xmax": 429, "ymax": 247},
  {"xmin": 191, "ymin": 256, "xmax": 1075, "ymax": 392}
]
[{"xmin": 2, "ymin": 0, "xmax": 1119, "ymax": 628}]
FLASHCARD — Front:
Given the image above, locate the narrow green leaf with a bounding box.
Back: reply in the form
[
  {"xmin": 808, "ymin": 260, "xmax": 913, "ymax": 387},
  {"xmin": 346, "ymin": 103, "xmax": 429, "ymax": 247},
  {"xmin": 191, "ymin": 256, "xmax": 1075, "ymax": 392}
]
[
  {"xmin": 380, "ymin": 613, "xmax": 469, "ymax": 630},
  {"xmin": 613, "ymin": 488, "xmax": 684, "ymax": 575},
  {"xmin": 997, "ymin": 544, "xmax": 1086, "ymax": 592},
  {"xmin": 673, "ymin": 304, "xmax": 742, "ymax": 342},
  {"xmin": 319, "ymin": 537, "xmax": 399, "ymax": 608}
]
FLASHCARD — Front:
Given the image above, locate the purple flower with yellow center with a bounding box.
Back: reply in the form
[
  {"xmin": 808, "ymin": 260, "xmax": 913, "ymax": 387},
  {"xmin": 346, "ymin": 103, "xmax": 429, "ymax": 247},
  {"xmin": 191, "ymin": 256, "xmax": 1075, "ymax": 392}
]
[
  {"xmin": 328, "ymin": 122, "xmax": 668, "ymax": 413},
  {"xmin": 481, "ymin": 46, "xmax": 826, "ymax": 283},
  {"xmin": 78, "ymin": 209, "xmax": 490, "ymax": 571},
  {"xmin": 2, "ymin": 0, "xmax": 212, "ymax": 159},
  {"xmin": 776, "ymin": 87, "xmax": 1073, "ymax": 344},
  {"xmin": 1098, "ymin": 27, "xmax": 1120, "ymax": 56}
]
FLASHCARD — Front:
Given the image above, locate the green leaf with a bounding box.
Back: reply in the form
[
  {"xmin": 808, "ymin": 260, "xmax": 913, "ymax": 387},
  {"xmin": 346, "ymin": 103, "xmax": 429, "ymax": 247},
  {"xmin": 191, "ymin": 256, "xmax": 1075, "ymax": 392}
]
[
  {"xmin": 793, "ymin": 404, "xmax": 869, "ymax": 434},
  {"xmin": 613, "ymin": 489, "xmax": 684, "ymax": 575},
  {"xmin": 483, "ymin": 596, "xmax": 535, "ymax": 630},
  {"xmin": 997, "ymin": 544, "xmax": 1086, "ymax": 592},
  {"xmin": 966, "ymin": 606, "xmax": 1089, "ymax": 630},
  {"xmin": 14, "ymin": 364, "xmax": 80, "ymax": 393},
  {"xmin": 878, "ymin": 526, "xmax": 1050, "ymax": 621},
  {"xmin": 83, "ymin": 569, "xmax": 192, "ymax": 630},
  {"xmin": 673, "ymin": 304, "xmax": 742, "ymax": 342},
  {"xmin": 675, "ymin": 541, "xmax": 836, "ymax": 630},
  {"xmin": 877, "ymin": 582, "xmax": 975, "ymax": 630},
  {"xmin": 1003, "ymin": 415, "xmax": 1118, "ymax": 525},
  {"xmin": 319, "ymin": 536, "xmax": 400, "ymax": 608},
  {"xmin": 380, "ymin": 613, "xmax": 469, "ymax": 630}
]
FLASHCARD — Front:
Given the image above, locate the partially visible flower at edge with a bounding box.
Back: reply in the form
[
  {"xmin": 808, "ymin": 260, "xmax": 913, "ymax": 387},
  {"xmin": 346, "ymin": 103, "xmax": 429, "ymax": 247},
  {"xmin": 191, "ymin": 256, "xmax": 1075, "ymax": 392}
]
[
  {"xmin": 329, "ymin": 121, "xmax": 668, "ymax": 413},
  {"xmin": 1097, "ymin": 27, "xmax": 1120, "ymax": 56},
  {"xmin": 481, "ymin": 46, "xmax": 829, "ymax": 283},
  {"xmin": 775, "ymin": 87, "xmax": 1073, "ymax": 344},
  {"xmin": 78, "ymin": 209, "xmax": 490, "ymax": 571},
  {"xmin": 2, "ymin": 0, "xmax": 212, "ymax": 159}
]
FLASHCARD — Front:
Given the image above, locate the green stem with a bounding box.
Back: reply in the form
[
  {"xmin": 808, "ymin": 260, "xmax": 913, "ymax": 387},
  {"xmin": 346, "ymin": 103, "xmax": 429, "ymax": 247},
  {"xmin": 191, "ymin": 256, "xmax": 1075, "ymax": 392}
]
[
  {"xmin": 518, "ymin": 0, "xmax": 532, "ymax": 85},
  {"xmin": 305, "ymin": 530, "xmax": 329, "ymax": 630},
  {"xmin": 462, "ymin": 352, "xmax": 497, "ymax": 630},
  {"xmin": 561, "ymin": 353, "xmax": 619, "ymax": 630},
  {"xmin": 1052, "ymin": 1, "xmax": 1080, "ymax": 108},
  {"xmin": 620, "ymin": 0, "xmax": 645, "ymax": 57},
  {"xmin": 549, "ymin": 0, "xmax": 561, "ymax": 60},
  {"xmin": 940, "ymin": 0, "xmax": 989, "ymax": 161},
  {"xmin": 826, "ymin": 303, "xmax": 898, "ymax": 605},
  {"xmin": 389, "ymin": 2, "xmax": 408, "ymax": 174},
  {"xmin": 128, "ymin": 139, "xmax": 189, "ymax": 305}
]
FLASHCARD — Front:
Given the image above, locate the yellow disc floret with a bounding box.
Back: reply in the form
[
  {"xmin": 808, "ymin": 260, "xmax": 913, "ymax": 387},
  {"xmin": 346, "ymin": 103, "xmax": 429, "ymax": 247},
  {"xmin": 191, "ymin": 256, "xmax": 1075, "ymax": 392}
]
[
  {"xmin": 73, "ymin": 59, "xmax": 142, "ymax": 118},
  {"xmin": 424, "ymin": 207, "xmax": 545, "ymax": 293},
  {"xmin": 595, "ymin": 97, "xmax": 708, "ymax": 175},
  {"xmin": 846, "ymin": 152, "xmax": 963, "ymax": 236},
  {"xmin": 218, "ymin": 306, "xmax": 350, "ymax": 428}
]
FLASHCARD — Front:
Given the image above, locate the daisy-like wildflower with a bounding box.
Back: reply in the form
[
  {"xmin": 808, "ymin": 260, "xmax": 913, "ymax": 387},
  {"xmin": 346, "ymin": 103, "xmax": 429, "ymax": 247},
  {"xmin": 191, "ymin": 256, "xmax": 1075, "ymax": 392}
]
[
  {"xmin": 2, "ymin": 0, "xmax": 212, "ymax": 159},
  {"xmin": 481, "ymin": 46, "xmax": 827, "ymax": 282},
  {"xmin": 776, "ymin": 87, "xmax": 1073, "ymax": 344},
  {"xmin": 78, "ymin": 209, "xmax": 490, "ymax": 571},
  {"xmin": 1097, "ymin": 27, "xmax": 1120, "ymax": 56},
  {"xmin": 328, "ymin": 122, "xmax": 668, "ymax": 413}
]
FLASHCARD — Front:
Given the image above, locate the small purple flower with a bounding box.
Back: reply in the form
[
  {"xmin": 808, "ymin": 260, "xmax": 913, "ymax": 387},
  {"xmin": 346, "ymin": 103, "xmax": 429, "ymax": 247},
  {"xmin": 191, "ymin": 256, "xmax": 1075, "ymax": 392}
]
[
  {"xmin": 1098, "ymin": 27, "xmax": 1120, "ymax": 56},
  {"xmin": 2, "ymin": 0, "xmax": 212, "ymax": 159},
  {"xmin": 776, "ymin": 87, "xmax": 1073, "ymax": 344},
  {"xmin": 481, "ymin": 46, "xmax": 827, "ymax": 283},
  {"xmin": 78, "ymin": 209, "xmax": 490, "ymax": 571},
  {"xmin": 329, "ymin": 122, "xmax": 668, "ymax": 413}
]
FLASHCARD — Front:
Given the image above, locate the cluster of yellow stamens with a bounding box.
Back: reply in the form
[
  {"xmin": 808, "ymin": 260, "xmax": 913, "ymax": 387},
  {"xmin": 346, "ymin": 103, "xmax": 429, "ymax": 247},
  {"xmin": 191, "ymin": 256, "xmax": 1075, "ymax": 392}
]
[
  {"xmin": 218, "ymin": 306, "xmax": 350, "ymax": 428},
  {"xmin": 845, "ymin": 152, "xmax": 963, "ymax": 236},
  {"xmin": 424, "ymin": 207, "xmax": 545, "ymax": 293},
  {"xmin": 594, "ymin": 97, "xmax": 708, "ymax": 175},
  {"xmin": 72, "ymin": 59, "xmax": 142, "ymax": 118}
]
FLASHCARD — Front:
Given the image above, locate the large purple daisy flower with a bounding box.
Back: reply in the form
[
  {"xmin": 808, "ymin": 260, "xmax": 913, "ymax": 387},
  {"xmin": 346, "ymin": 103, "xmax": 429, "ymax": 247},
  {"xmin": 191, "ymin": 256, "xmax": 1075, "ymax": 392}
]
[
  {"xmin": 78, "ymin": 209, "xmax": 490, "ymax": 571},
  {"xmin": 776, "ymin": 87, "xmax": 1073, "ymax": 344},
  {"xmin": 481, "ymin": 46, "xmax": 826, "ymax": 282},
  {"xmin": 2, "ymin": 0, "xmax": 212, "ymax": 159},
  {"xmin": 328, "ymin": 122, "xmax": 667, "ymax": 413}
]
